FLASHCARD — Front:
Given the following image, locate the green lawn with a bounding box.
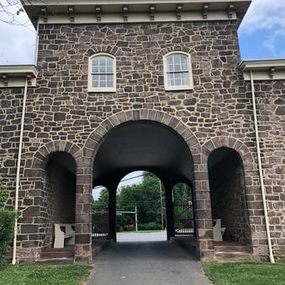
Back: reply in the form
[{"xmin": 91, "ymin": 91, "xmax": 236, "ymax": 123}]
[
  {"xmin": 203, "ymin": 262, "xmax": 285, "ymax": 285},
  {"xmin": 0, "ymin": 264, "xmax": 92, "ymax": 285}
]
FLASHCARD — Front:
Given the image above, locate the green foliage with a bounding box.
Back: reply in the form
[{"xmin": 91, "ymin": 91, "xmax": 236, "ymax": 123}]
[
  {"xmin": 0, "ymin": 210, "xmax": 16, "ymax": 261},
  {"xmin": 0, "ymin": 264, "xmax": 92, "ymax": 285},
  {"xmin": 117, "ymin": 172, "xmax": 162, "ymax": 226},
  {"xmin": 0, "ymin": 181, "xmax": 9, "ymax": 209},
  {"xmin": 138, "ymin": 223, "xmax": 162, "ymax": 231},
  {"xmin": 203, "ymin": 262, "xmax": 285, "ymax": 285},
  {"xmin": 92, "ymin": 188, "xmax": 109, "ymax": 209},
  {"xmin": 0, "ymin": 180, "xmax": 15, "ymax": 263},
  {"xmin": 93, "ymin": 172, "xmax": 193, "ymax": 231}
]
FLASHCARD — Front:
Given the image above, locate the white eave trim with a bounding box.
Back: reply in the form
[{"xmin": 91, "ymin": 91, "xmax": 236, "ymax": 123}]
[
  {"xmin": 22, "ymin": 0, "xmax": 251, "ymax": 25},
  {"xmin": 240, "ymin": 59, "xmax": 285, "ymax": 81},
  {"xmin": 0, "ymin": 65, "xmax": 38, "ymax": 88}
]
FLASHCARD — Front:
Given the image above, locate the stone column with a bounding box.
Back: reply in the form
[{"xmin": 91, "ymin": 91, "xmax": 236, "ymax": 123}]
[
  {"xmin": 164, "ymin": 184, "xmax": 175, "ymax": 240},
  {"xmin": 74, "ymin": 160, "xmax": 92, "ymax": 263},
  {"xmin": 193, "ymin": 157, "xmax": 214, "ymax": 261}
]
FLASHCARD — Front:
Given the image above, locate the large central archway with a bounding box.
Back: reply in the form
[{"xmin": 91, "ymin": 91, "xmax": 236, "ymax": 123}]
[
  {"xmin": 81, "ymin": 110, "xmax": 214, "ymax": 261},
  {"xmin": 93, "ymin": 120, "xmax": 194, "ymax": 240}
]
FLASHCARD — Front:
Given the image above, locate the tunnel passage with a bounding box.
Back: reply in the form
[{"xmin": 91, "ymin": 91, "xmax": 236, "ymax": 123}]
[
  {"xmin": 92, "ymin": 121, "xmax": 194, "ymax": 241},
  {"xmin": 208, "ymin": 147, "xmax": 251, "ymax": 245},
  {"xmin": 44, "ymin": 152, "xmax": 76, "ymax": 247}
]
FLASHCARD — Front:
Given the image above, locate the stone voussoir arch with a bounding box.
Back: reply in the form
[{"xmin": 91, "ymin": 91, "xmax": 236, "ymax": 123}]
[
  {"xmin": 202, "ymin": 136, "xmax": 255, "ymax": 171},
  {"xmin": 83, "ymin": 109, "xmax": 201, "ymax": 163},
  {"xmin": 30, "ymin": 140, "xmax": 82, "ymax": 174}
]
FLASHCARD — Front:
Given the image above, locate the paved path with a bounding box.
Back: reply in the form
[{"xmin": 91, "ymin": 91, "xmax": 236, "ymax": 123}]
[
  {"xmin": 88, "ymin": 233, "xmax": 212, "ymax": 285},
  {"xmin": 117, "ymin": 230, "xmax": 167, "ymax": 242}
]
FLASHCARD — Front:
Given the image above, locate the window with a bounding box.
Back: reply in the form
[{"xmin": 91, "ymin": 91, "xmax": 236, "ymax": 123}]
[
  {"xmin": 163, "ymin": 52, "xmax": 193, "ymax": 91},
  {"xmin": 88, "ymin": 53, "xmax": 116, "ymax": 92}
]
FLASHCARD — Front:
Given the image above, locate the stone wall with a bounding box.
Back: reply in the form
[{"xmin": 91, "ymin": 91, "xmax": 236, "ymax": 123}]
[
  {"xmin": 0, "ymin": 19, "xmax": 284, "ymax": 261},
  {"xmin": 0, "ymin": 88, "xmax": 23, "ymax": 209},
  {"xmin": 250, "ymin": 80, "xmax": 285, "ymax": 260}
]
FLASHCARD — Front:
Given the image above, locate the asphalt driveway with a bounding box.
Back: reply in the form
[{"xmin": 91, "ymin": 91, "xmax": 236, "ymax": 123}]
[{"xmin": 88, "ymin": 232, "xmax": 212, "ymax": 285}]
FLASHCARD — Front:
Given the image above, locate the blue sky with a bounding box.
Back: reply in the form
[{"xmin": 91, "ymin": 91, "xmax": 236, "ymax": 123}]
[{"xmin": 0, "ymin": 0, "xmax": 285, "ymax": 64}]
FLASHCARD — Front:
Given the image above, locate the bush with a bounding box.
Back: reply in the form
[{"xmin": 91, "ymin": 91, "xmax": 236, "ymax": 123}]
[
  {"xmin": 0, "ymin": 209, "xmax": 16, "ymax": 261},
  {"xmin": 138, "ymin": 223, "xmax": 162, "ymax": 231},
  {"xmin": 0, "ymin": 181, "xmax": 8, "ymax": 208},
  {"xmin": 0, "ymin": 181, "xmax": 16, "ymax": 262}
]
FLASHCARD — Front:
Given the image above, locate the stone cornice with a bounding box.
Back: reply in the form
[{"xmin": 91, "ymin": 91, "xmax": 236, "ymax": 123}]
[
  {"xmin": 21, "ymin": 0, "xmax": 251, "ymax": 25},
  {"xmin": 0, "ymin": 65, "xmax": 38, "ymax": 88}
]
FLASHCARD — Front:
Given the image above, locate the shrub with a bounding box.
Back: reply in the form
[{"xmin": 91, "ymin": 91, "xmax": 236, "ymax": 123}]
[
  {"xmin": 0, "ymin": 181, "xmax": 9, "ymax": 208},
  {"xmin": 0, "ymin": 209, "xmax": 16, "ymax": 261},
  {"xmin": 0, "ymin": 181, "xmax": 16, "ymax": 262},
  {"xmin": 138, "ymin": 223, "xmax": 162, "ymax": 231}
]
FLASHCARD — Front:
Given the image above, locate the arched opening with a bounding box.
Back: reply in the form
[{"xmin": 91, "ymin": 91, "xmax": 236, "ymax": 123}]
[
  {"xmin": 173, "ymin": 183, "xmax": 195, "ymax": 237},
  {"xmin": 208, "ymin": 147, "xmax": 251, "ymax": 246},
  {"xmin": 92, "ymin": 185, "xmax": 109, "ymax": 240},
  {"xmin": 44, "ymin": 152, "xmax": 76, "ymax": 249},
  {"xmin": 116, "ymin": 171, "xmax": 166, "ymax": 242},
  {"xmin": 92, "ymin": 121, "xmax": 195, "ymax": 245}
]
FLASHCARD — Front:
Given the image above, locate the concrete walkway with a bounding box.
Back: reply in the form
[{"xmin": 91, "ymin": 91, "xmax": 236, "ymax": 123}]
[{"xmin": 88, "ymin": 233, "xmax": 212, "ymax": 285}]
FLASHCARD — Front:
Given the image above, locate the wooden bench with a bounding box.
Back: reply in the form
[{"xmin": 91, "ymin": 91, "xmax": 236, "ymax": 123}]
[{"xmin": 54, "ymin": 224, "xmax": 75, "ymax": 248}]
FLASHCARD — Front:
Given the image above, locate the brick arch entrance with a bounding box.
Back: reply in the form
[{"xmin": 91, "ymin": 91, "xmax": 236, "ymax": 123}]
[{"xmin": 83, "ymin": 109, "xmax": 215, "ymax": 261}]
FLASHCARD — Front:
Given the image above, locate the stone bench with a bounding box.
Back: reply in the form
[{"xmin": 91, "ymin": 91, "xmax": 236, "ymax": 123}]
[
  {"xmin": 54, "ymin": 223, "xmax": 75, "ymax": 248},
  {"xmin": 213, "ymin": 219, "xmax": 226, "ymax": 241}
]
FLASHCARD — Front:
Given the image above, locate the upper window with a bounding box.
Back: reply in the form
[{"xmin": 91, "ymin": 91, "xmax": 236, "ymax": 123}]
[
  {"xmin": 88, "ymin": 53, "xmax": 116, "ymax": 92},
  {"xmin": 163, "ymin": 52, "xmax": 193, "ymax": 91}
]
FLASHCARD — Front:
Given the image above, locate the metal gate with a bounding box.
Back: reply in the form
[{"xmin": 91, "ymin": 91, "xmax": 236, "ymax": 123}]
[
  {"xmin": 92, "ymin": 208, "xmax": 109, "ymax": 238},
  {"xmin": 174, "ymin": 203, "xmax": 195, "ymax": 236}
]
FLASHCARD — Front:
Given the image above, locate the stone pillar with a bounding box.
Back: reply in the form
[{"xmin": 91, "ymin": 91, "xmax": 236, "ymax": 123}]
[
  {"xmin": 165, "ymin": 184, "xmax": 175, "ymax": 240},
  {"xmin": 108, "ymin": 187, "xmax": 117, "ymax": 242},
  {"xmin": 74, "ymin": 165, "xmax": 92, "ymax": 263},
  {"xmin": 193, "ymin": 157, "xmax": 214, "ymax": 261}
]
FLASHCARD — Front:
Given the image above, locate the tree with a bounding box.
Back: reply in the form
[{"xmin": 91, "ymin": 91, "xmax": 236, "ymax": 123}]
[
  {"xmin": 92, "ymin": 188, "xmax": 109, "ymax": 209},
  {"xmin": 117, "ymin": 172, "xmax": 162, "ymax": 225}
]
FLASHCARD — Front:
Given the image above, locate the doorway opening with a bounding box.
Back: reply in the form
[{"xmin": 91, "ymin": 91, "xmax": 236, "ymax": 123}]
[
  {"xmin": 208, "ymin": 147, "xmax": 252, "ymax": 248},
  {"xmin": 116, "ymin": 171, "xmax": 166, "ymax": 242},
  {"xmin": 91, "ymin": 120, "xmax": 195, "ymax": 247}
]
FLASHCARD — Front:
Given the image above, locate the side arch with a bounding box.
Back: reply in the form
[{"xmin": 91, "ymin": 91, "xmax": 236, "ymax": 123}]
[
  {"xmin": 30, "ymin": 140, "xmax": 82, "ymax": 174},
  {"xmin": 202, "ymin": 136, "xmax": 255, "ymax": 171},
  {"xmin": 204, "ymin": 137, "xmax": 255, "ymax": 247}
]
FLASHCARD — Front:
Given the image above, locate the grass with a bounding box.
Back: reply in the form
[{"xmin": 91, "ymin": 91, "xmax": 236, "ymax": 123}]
[
  {"xmin": 203, "ymin": 261, "xmax": 285, "ymax": 285},
  {"xmin": 0, "ymin": 263, "xmax": 92, "ymax": 285}
]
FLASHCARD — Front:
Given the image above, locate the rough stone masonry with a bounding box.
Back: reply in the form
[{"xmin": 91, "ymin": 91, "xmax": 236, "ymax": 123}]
[{"xmin": 0, "ymin": 2, "xmax": 284, "ymax": 263}]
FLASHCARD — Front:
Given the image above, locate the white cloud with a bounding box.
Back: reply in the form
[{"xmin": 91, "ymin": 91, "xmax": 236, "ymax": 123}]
[
  {"xmin": 240, "ymin": 0, "xmax": 285, "ymax": 33},
  {"xmin": 239, "ymin": 0, "xmax": 285, "ymax": 57}
]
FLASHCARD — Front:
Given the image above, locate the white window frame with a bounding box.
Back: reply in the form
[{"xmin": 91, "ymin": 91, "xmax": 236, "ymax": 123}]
[
  {"xmin": 88, "ymin": 53, "xmax": 116, "ymax": 92},
  {"xmin": 163, "ymin": 51, "xmax": 193, "ymax": 91}
]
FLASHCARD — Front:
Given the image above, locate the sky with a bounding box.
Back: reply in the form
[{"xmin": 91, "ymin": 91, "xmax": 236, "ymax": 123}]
[{"xmin": 0, "ymin": 0, "xmax": 285, "ymax": 64}]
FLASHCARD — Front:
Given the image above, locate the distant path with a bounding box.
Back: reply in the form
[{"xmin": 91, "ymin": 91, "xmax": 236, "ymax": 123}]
[
  {"xmin": 88, "ymin": 232, "xmax": 212, "ymax": 285},
  {"xmin": 117, "ymin": 230, "xmax": 167, "ymax": 242}
]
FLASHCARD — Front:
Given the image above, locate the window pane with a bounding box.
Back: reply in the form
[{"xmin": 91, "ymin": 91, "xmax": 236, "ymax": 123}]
[
  {"xmin": 166, "ymin": 53, "xmax": 189, "ymax": 73},
  {"xmin": 92, "ymin": 74, "xmax": 99, "ymax": 88},
  {"xmin": 92, "ymin": 58, "xmax": 99, "ymax": 73},
  {"xmin": 167, "ymin": 71, "xmax": 189, "ymax": 87},
  {"xmin": 91, "ymin": 55, "xmax": 115, "ymax": 90},
  {"xmin": 107, "ymin": 74, "xmax": 113, "ymax": 87},
  {"xmin": 167, "ymin": 56, "xmax": 174, "ymax": 72}
]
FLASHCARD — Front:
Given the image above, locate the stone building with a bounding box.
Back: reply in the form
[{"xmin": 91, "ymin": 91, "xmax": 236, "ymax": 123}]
[{"xmin": 0, "ymin": 0, "xmax": 284, "ymax": 263}]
